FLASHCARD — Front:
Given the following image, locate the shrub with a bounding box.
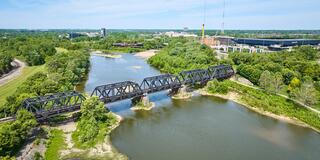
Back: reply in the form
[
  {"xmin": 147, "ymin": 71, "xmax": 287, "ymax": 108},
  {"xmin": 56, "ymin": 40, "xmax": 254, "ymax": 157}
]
[{"xmin": 207, "ymin": 79, "xmax": 229, "ymax": 94}]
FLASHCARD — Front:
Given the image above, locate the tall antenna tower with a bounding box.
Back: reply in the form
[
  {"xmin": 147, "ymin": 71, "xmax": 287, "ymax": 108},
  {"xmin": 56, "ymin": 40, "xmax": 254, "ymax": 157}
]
[
  {"xmin": 221, "ymin": 0, "xmax": 226, "ymax": 35},
  {"xmin": 201, "ymin": 0, "xmax": 207, "ymax": 44}
]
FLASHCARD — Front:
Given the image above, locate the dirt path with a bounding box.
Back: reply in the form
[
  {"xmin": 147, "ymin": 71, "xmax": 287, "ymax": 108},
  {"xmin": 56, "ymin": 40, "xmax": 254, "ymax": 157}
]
[{"xmin": 0, "ymin": 59, "xmax": 26, "ymax": 86}]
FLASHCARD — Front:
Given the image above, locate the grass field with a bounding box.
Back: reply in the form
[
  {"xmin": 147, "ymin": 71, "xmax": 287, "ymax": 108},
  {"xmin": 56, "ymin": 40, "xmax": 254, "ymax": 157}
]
[
  {"xmin": 45, "ymin": 129, "xmax": 66, "ymax": 160},
  {"xmin": 0, "ymin": 65, "xmax": 45, "ymax": 105}
]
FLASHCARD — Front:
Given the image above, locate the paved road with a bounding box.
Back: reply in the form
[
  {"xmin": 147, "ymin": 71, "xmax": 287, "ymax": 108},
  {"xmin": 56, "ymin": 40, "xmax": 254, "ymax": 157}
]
[{"xmin": 0, "ymin": 59, "xmax": 26, "ymax": 86}]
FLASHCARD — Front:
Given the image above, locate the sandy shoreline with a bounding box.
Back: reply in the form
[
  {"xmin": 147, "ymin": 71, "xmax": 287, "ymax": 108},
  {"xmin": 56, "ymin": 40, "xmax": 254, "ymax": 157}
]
[
  {"xmin": 197, "ymin": 89, "xmax": 320, "ymax": 133},
  {"xmin": 134, "ymin": 49, "xmax": 159, "ymax": 59},
  {"xmin": 56, "ymin": 113, "xmax": 126, "ymax": 159},
  {"xmin": 91, "ymin": 51, "xmax": 122, "ymax": 58}
]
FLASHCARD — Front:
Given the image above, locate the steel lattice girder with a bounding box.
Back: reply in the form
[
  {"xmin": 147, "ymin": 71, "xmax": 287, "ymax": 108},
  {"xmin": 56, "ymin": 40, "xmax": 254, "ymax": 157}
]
[
  {"xmin": 22, "ymin": 91, "xmax": 86, "ymax": 118},
  {"xmin": 91, "ymin": 81, "xmax": 144, "ymax": 103},
  {"xmin": 208, "ymin": 65, "xmax": 234, "ymax": 79},
  {"xmin": 179, "ymin": 69, "xmax": 211, "ymax": 85},
  {"xmin": 140, "ymin": 74, "xmax": 182, "ymax": 93}
]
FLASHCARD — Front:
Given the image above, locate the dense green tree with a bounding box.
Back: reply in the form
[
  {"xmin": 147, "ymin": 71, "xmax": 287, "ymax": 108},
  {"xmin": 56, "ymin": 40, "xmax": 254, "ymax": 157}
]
[
  {"xmin": 148, "ymin": 38, "xmax": 219, "ymax": 74},
  {"xmin": 24, "ymin": 50, "xmax": 45, "ymax": 66},
  {"xmin": 282, "ymin": 69, "xmax": 298, "ymax": 85},
  {"xmin": 272, "ymin": 72, "xmax": 283, "ymax": 93},
  {"xmin": 237, "ymin": 64, "xmax": 262, "ymax": 85},
  {"xmin": 293, "ymin": 81, "xmax": 318, "ymax": 106},
  {"xmin": 228, "ymin": 46, "xmax": 319, "ymax": 106},
  {"xmin": 74, "ymin": 97, "xmax": 108, "ymax": 143},
  {"xmin": 207, "ymin": 80, "xmax": 229, "ymax": 94},
  {"xmin": 259, "ymin": 70, "xmax": 272, "ymax": 91},
  {"xmin": 0, "ymin": 52, "xmax": 13, "ymax": 75},
  {"xmin": 0, "ymin": 110, "xmax": 37, "ymax": 157}
]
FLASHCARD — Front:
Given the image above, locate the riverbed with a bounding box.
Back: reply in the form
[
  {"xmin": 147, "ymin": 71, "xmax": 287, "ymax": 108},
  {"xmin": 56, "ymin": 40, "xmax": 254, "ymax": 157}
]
[{"xmin": 85, "ymin": 54, "xmax": 320, "ymax": 160}]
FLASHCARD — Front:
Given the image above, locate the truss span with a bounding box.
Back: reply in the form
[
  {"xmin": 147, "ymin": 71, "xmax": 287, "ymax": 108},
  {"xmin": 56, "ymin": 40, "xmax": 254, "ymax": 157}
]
[
  {"xmin": 140, "ymin": 74, "xmax": 182, "ymax": 93},
  {"xmin": 91, "ymin": 81, "xmax": 144, "ymax": 103},
  {"xmin": 23, "ymin": 91, "xmax": 86, "ymax": 120},
  {"xmin": 179, "ymin": 69, "xmax": 211, "ymax": 85},
  {"xmin": 208, "ymin": 64, "xmax": 235, "ymax": 79}
]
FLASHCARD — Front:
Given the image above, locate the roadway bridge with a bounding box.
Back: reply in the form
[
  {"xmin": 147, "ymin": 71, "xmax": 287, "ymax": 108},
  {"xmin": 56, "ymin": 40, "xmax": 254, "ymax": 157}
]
[{"xmin": 1, "ymin": 65, "xmax": 234, "ymax": 122}]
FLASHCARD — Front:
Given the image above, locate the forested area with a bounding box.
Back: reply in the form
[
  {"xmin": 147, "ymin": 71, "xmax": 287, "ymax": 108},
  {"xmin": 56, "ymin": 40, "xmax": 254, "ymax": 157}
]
[
  {"xmin": 0, "ymin": 49, "xmax": 89, "ymax": 158},
  {"xmin": 148, "ymin": 37, "xmax": 219, "ymax": 73},
  {"xmin": 72, "ymin": 97, "xmax": 117, "ymax": 148},
  {"xmin": 0, "ymin": 110, "xmax": 37, "ymax": 157},
  {"xmin": 0, "ymin": 51, "xmax": 13, "ymax": 76},
  {"xmin": 74, "ymin": 32, "xmax": 167, "ymax": 53},
  {"xmin": 0, "ymin": 32, "xmax": 90, "ymax": 158},
  {"xmin": 0, "ymin": 50, "xmax": 89, "ymax": 118},
  {"xmin": 0, "ymin": 35, "xmax": 82, "ymax": 66},
  {"xmin": 229, "ymin": 46, "xmax": 320, "ymax": 107}
]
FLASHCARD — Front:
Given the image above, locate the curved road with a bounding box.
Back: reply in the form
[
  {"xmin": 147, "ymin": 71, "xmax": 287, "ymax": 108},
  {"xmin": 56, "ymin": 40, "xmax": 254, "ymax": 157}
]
[{"xmin": 0, "ymin": 59, "xmax": 26, "ymax": 87}]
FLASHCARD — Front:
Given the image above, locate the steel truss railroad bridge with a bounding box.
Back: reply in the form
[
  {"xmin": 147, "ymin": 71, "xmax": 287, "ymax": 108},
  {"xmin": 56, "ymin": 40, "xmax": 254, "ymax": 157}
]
[{"xmin": 20, "ymin": 65, "xmax": 234, "ymax": 121}]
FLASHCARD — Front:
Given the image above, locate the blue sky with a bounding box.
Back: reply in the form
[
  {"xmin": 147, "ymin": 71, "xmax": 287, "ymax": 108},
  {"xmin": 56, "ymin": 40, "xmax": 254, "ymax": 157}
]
[{"xmin": 0, "ymin": 0, "xmax": 319, "ymax": 29}]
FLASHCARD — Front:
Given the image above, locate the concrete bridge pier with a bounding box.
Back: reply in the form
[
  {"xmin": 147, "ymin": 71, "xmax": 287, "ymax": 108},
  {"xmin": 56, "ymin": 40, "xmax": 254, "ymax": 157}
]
[
  {"xmin": 169, "ymin": 87, "xmax": 180, "ymax": 95},
  {"xmin": 171, "ymin": 85, "xmax": 192, "ymax": 99},
  {"xmin": 131, "ymin": 94, "xmax": 151, "ymax": 108}
]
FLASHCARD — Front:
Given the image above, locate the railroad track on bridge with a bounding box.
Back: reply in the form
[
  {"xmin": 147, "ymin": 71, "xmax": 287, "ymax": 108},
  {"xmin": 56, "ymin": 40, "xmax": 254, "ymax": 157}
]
[{"xmin": 0, "ymin": 65, "xmax": 234, "ymax": 122}]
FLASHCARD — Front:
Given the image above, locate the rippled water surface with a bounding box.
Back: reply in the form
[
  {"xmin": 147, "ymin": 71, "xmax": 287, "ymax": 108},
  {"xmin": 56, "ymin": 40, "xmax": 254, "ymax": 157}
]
[{"xmin": 85, "ymin": 54, "xmax": 320, "ymax": 160}]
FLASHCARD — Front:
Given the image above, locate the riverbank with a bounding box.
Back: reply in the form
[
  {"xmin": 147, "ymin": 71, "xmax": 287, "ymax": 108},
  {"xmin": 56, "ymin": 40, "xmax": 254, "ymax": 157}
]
[
  {"xmin": 134, "ymin": 49, "xmax": 158, "ymax": 59},
  {"xmin": 197, "ymin": 85, "xmax": 320, "ymax": 134},
  {"xmin": 53, "ymin": 113, "xmax": 127, "ymax": 160},
  {"xmin": 91, "ymin": 50, "xmax": 122, "ymax": 58}
]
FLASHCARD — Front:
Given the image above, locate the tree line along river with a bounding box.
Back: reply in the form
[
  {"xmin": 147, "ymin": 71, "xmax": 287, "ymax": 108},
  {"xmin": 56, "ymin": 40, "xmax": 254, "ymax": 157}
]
[{"xmin": 84, "ymin": 54, "xmax": 320, "ymax": 160}]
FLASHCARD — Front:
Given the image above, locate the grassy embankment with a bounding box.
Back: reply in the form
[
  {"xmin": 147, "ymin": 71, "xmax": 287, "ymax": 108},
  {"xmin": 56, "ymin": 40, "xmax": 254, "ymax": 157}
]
[
  {"xmin": 0, "ymin": 65, "xmax": 45, "ymax": 105},
  {"xmin": 45, "ymin": 129, "xmax": 67, "ymax": 160},
  {"xmin": 0, "ymin": 47, "xmax": 67, "ymax": 106},
  {"xmin": 207, "ymin": 80, "xmax": 320, "ymax": 131}
]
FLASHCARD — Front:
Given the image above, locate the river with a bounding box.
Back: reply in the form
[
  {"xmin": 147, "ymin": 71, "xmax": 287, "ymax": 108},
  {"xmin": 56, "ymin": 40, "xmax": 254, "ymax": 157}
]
[{"xmin": 85, "ymin": 54, "xmax": 320, "ymax": 160}]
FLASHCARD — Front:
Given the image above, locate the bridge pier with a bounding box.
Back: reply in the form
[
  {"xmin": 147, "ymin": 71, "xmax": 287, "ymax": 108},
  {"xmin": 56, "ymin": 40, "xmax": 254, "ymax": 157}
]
[
  {"xmin": 131, "ymin": 94, "xmax": 152, "ymax": 109},
  {"xmin": 171, "ymin": 85, "xmax": 192, "ymax": 99},
  {"xmin": 169, "ymin": 87, "xmax": 180, "ymax": 95}
]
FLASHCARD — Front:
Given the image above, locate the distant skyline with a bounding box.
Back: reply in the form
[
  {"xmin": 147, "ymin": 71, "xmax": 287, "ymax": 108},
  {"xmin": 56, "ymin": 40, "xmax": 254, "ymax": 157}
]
[{"xmin": 0, "ymin": 0, "xmax": 319, "ymax": 30}]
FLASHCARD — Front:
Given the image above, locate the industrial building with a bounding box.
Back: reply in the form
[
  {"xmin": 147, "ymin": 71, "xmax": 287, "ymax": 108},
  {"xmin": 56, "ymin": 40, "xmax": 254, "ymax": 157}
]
[
  {"xmin": 232, "ymin": 38, "xmax": 320, "ymax": 47},
  {"xmin": 204, "ymin": 36, "xmax": 320, "ymax": 53},
  {"xmin": 67, "ymin": 32, "xmax": 84, "ymax": 39}
]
